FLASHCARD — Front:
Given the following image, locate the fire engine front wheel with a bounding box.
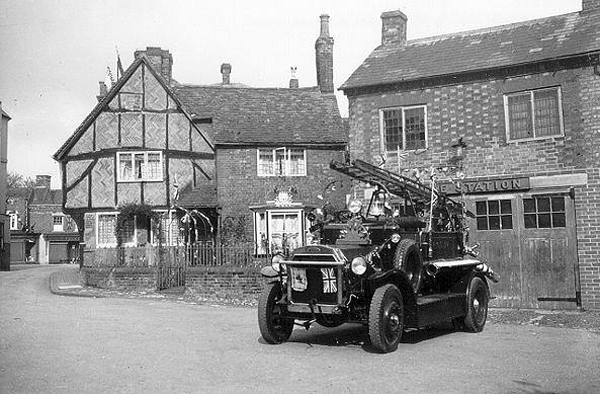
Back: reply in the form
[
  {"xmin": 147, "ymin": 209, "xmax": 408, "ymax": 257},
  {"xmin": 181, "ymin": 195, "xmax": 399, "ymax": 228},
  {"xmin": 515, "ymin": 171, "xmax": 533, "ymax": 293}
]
[
  {"xmin": 258, "ymin": 282, "xmax": 294, "ymax": 344},
  {"xmin": 463, "ymin": 277, "xmax": 489, "ymax": 332},
  {"xmin": 368, "ymin": 284, "xmax": 404, "ymax": 353}
]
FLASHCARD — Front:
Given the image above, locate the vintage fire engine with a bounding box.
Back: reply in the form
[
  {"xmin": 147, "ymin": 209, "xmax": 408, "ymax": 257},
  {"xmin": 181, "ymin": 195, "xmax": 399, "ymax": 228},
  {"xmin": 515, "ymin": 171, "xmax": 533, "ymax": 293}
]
[{"xmin": 258, "ymin": 159, "xmax": 499, "ymax": 353}]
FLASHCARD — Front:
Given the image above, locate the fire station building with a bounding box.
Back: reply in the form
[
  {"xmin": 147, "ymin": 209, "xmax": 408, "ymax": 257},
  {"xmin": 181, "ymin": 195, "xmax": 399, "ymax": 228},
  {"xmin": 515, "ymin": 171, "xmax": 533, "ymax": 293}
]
[{"xmin": 341, "ymin": 1, "xmax": 600, "ymax": 310}]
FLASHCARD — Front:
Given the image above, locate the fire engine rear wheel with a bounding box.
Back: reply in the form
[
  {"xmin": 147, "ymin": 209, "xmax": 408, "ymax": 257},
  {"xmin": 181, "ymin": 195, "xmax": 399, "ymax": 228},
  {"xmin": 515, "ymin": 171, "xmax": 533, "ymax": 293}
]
[
  {"xmin": 463, "ymin": 277, "xmax": 489, "ymax": 332},
  {"xmin": 258, "ymin": 282, "xmax": 294, "ymax": 344},
  {"xmin": 368, "ymin": 284, "xmax": 404, "ymax": 353},
  {"xmin": 394, "ymin": 239, "xmax": 423, "ymax": 293}
]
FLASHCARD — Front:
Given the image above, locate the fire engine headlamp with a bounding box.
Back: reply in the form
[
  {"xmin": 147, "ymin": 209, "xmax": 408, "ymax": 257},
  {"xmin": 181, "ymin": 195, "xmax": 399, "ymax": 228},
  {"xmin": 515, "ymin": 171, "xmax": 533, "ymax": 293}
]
[
  {"xmin": 351, "ymin": 256, "xmax": 368, "ymax": 275},
  {"xmin": 348, "ymin": 199, "xmax": 363, "ymax": 214},
  {"xmin": 391, "ymin": 233, "xmax": 401, "ymax": 243},
  {"xmin": 271, "ymin": 254, "xmax": 286, "ymax": 273}
]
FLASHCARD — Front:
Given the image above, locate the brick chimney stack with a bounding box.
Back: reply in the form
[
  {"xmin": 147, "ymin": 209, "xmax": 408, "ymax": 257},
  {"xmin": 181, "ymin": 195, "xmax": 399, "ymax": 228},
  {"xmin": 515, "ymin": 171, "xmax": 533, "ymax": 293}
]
[
  {"xmin": 221, "ymin": 63, "xmax": 232, "ymax": 85},
  {"xmin": 134, "ymin": 47, "xmax": 173, "ymax": 83},
  {"xmin": 381, "ymin": 10, "xmax": 407, "ymax": 47},
  {"xmin": 315, "ymin": 14, "xmax": 334, "ymax": 94},
  {"xmin": 35, "ymin": 175, "xmax": 51, "ymax": 189},
  {"xmin": 582, "ymin": 0, "xmax": 600, "ymax": 11},
  {"xmin": 289, "ymin": 66, "xmax": 299, "ymax": 89}
]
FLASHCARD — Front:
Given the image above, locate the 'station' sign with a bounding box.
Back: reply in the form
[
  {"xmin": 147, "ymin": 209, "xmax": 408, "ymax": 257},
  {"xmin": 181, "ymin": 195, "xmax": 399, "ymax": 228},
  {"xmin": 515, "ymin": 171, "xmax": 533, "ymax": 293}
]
[{"xmin": 439, "ymin": 177, "xmax": 530, "ymax": 195}]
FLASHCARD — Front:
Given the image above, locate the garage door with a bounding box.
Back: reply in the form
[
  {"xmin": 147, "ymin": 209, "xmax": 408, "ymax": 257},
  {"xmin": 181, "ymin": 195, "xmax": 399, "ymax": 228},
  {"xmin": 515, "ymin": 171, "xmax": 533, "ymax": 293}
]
[
  {"xmin": 49, "ymin": 243, "xmax": 68, "ymax": 264},
  {"xmin": 466, "ymin": 192, "xmax": 579, "ymax": 310}
]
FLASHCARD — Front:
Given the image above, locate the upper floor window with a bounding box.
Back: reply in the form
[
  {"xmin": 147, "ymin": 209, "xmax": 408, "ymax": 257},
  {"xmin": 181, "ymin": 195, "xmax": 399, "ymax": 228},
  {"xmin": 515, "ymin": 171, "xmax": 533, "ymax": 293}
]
[
  {"xmin": 52, "ymin": 214, "xmax": 64, "ymax": 232},
  {"xmin": 380, "ymin": 105, "xmax": 427, "ymax": 153},
  {"xmin": 504, "ymin": 87, "xmax": 563, "ymax": 141},
  {"xmin": 257, "ymin": 147, "xmax": 306, "ymax": 177},
  {"xmin": 117, "ymin": 151, "xmax": 163, "ymax": 182}
]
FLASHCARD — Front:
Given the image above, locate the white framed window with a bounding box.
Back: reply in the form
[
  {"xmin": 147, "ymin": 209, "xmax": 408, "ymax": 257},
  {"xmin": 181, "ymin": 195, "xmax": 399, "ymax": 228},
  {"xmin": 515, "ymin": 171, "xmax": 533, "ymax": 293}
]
[
  {"xmin": 52, "ymin": 214, "xmax": 64, "ymax": 232},
  {"xmin": 9, "ymin": 213, "xmax": 19, "ymax": 230},
  {"xmin": 504, "ymin": 87, "xmax": 563, "ymax": 141},
  {"xmin": 257, "ymin": 147, "xmax": 306, "ymax": 176},
  {"xmin": 117, "ymin": 151, "xmax": 163, "ymax": 182},
  {"xmin": 151, "ymin": 210, "xmax": 181, "ymax": 246},
  {"xmin": 380, "ymin": 105, "xmax": 427, "ymax": 154},
  {"xmin": 254, "ymin": 209, "xmax": 305, "ymax": 254}
]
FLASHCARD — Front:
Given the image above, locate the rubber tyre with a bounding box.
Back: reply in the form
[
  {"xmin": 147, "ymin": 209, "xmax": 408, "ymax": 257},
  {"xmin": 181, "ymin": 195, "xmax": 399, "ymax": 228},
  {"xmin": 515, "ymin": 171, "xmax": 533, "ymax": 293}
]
[
  {"xmin": 368, "ymin": 284, "xmax": 404, "ymax": 353},
  {"xmin": 394, "ymin": 239, "xmax": 423, "ymax": 293},
  {"xmin": 463, "ymin": 277, "xmax": 489, "ymax": 332},
  {"xmin": 258, "ymin": 282, "xmax": 294, "ymax": 344}
]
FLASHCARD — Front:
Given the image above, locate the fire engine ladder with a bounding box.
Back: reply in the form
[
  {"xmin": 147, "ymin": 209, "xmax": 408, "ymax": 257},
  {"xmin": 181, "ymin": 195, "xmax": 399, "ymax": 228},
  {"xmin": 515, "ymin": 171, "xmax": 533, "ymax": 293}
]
[{"xmin": 330, "ymin": 159, "xmax": 462, "ymax": 210}]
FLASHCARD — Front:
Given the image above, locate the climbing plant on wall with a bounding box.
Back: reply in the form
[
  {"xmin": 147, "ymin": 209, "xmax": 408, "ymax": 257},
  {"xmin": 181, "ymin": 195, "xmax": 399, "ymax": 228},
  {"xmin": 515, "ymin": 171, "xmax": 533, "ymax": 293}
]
[{"xmin": 115, "ymin": 203, "xmax": 162, "ymax": 247}]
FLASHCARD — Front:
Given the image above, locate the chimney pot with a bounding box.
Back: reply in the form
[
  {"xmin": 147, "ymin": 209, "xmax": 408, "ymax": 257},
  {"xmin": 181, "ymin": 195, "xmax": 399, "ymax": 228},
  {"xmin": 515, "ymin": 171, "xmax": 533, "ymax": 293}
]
[
  {"xmin": 381, "ymin": 10, "xmax": 407, "ymax": 47},
  {"xmin": 289, "ymin": 66, "xmax": 299, "ymax": 89},
  {"xmin": 221, "ymin": 63, "xmax": 232, "ymax": 85},
  {"xmin": 582, "ymin": 0, "xmax": 600, "ymax": 11}
]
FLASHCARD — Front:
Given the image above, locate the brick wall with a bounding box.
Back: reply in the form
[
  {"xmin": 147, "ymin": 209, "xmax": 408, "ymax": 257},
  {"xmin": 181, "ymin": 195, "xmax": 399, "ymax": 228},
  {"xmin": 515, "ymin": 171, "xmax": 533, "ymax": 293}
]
[
  {"xmin": 216, "ymin": 146, "xmax": 350, "ymax": 240},
  {"xmin": 346, "ymin": 65, "xmax": 600, "ymax": 310}
]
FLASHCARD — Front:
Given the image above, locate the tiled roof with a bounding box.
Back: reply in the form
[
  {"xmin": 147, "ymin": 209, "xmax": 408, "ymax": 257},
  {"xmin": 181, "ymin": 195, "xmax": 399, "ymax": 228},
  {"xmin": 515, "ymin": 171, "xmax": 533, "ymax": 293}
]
[
  {"xmin": 172, "ymin": 85, "xmax": 346, "ymax": 145},
  {"xmin": 176, "ymin": 183, "xmax": 218, "ymax": 208},
  {"xmin": 342, "ymin": 10, "xmax": 600, "ymax": 90}
]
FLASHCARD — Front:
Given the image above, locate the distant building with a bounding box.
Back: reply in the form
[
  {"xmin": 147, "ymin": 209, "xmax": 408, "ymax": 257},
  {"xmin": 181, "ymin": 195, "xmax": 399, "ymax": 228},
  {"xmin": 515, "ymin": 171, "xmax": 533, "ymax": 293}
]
[
  {"xmin": 341, "ymin": 1, "xmax": 600, "ymax": 310},
  {"xmin": 0, "ymin": 102, "xmax": 9, "ymax": 270}
]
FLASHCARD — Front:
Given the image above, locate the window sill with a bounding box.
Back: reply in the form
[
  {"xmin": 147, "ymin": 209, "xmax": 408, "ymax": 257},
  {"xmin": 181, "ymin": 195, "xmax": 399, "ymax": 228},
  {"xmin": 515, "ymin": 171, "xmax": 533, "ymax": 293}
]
[{"xmin": 506, "ymin": 134, "xmax": 564, "ymax": 144}]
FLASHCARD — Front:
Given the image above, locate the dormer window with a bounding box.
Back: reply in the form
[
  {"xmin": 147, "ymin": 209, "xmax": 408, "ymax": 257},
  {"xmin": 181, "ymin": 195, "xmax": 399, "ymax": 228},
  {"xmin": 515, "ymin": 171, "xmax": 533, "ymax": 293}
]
[{"xmin": 117, "ymin": 151, "xmax": 163, "ymax": 182}]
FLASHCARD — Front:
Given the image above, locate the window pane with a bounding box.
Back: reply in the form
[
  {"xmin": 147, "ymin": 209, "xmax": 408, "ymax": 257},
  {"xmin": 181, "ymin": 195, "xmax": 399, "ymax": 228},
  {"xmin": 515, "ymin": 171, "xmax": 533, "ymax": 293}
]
[
  {"xmin": 489, "ymin": 216, "xmax": 501, "ymax": 230},
  {"xmin": 98, "ymin": 215, "xmax": 117, "ymax": 245},
  {"xmin": 523, "ymin": 198, "xmax": 536, "ymax": 213},
  {"xmin": 476, "ymin": 201, "xmax": 487, "ymax": 216},
  {"xmin": 501, "ymin": 215, "xmax": 513, "ymax": 230},
  {"xmin": 258, "ymin": 149, "xmax": 273, "ymax": 176},
  {"xmin": 404, "ymin": 107, "xmax": 426, "ymax": 150},
  {"xmin": 488, "ymin": 200, "xmax": 499, "ymax": 215},
  {"xmin": 537, "ymin": 197, "xmax": 550, "ymax": 212},
  {"xmin": 287, "ymin": 149, "xmax": 305, "ymax": 175},
  {"xmin": 524, "ymin": 214, "xmax": 537, "ymax": 228},
  {"xmin": 383, "ymin": 109, "xmax": 402, "ymax": 151},
  {"xmin": 146, "ymin": 153, "xmax": 161, "ymax": 180},
  {"xmin": 501, "ymin": 200, "xmax": 512, "ymax": 214},
  {"xmin": 538, "ymin": 213, "xmax": 551, "ymax": 228},
  {"xmin": 119, "ymin": 153, "xmax": 132, "ymax": 180},
  {"xmin": 552, "ymin": 213, "xmax": 566, "ymax": 228},
  {"xmin": 507, "ymin": 93, "xmax": 533, "ymax": 140},
  {"xmin": 534, "ymin": 89, "xmax": 560, "ymax": 137},
  {"xmin": 476, "ymin": 217, "xmax": 488, "ymax": 231},
  {"xmin": 275, "ymin": 149, "xmax": 286, "ymax": 176},
  {"xmin": 551, "ymin": 197, "xmax": 565, "ymax": 212},
  {"xmin": 134, "ymin": 154, "xmax": 145, "ymax": 179}
]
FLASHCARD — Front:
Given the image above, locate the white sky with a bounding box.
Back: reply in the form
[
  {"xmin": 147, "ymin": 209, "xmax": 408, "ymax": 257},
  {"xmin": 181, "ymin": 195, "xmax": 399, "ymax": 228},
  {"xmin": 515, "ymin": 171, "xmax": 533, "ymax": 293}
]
[{"xmin": 0, "ymin": 0, "xmax": 582, "ymax": 187}]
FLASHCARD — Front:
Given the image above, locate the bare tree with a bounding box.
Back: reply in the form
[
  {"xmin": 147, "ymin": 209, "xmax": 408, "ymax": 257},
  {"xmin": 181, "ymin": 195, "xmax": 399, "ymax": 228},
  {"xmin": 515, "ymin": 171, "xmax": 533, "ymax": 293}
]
[{"xmin": 7, "ymin": 172, "xmax": 35, "ymax": 190}]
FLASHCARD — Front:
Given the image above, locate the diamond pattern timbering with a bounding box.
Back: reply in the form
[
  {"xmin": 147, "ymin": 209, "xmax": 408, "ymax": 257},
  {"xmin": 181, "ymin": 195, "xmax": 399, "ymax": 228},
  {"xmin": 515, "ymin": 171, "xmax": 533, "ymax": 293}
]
[
  {"xmin": 70, "ymin": 124, "xmax": 94, "ymax": 156},
  {"xmin": 145, "ymin": 113, "xmax": 167, "ymax": 149},
  {"xmin": 91, "ymin": 157, "xmax": 115, "ymax": 208},
  {"xmin": 95, "ymin": 112, "xmax": 119, "ymax": 150},
  {"xmin": 168, "ymin": 113, "xmax": 190, "ymax": 151},
  {"xmin": 144, "ymin": 68, "xmax": 167, "ymax": 111},
  {"xmin": 120, "ymin": 113, "xmax": 143, "ymax": 147}
]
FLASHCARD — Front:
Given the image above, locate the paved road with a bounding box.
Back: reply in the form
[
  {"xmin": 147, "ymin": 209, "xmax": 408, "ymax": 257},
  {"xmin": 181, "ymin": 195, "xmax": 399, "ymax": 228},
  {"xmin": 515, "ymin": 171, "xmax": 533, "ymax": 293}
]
[{"xmin": 1, "ymin": 265, "xmax": 599, "ymax": 394}]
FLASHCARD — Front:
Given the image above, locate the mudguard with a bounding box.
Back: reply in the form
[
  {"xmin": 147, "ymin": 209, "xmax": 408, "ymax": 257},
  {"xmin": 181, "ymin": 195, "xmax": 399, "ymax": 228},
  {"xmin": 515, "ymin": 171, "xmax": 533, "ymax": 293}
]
[{"xmin": 260, "ymin": 266, "xmax": 279, "ymax": 279}]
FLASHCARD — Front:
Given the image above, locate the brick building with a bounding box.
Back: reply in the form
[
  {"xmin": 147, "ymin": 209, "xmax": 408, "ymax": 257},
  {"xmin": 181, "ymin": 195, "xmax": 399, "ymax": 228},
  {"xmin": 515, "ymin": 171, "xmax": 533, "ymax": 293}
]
[
  {"xmin": 54, "ymin": 15, "xmax": 347, "ymax": 256},
  {"xmin": 340, "ymin": 1, "xmax": 600, "ymax": 310}
]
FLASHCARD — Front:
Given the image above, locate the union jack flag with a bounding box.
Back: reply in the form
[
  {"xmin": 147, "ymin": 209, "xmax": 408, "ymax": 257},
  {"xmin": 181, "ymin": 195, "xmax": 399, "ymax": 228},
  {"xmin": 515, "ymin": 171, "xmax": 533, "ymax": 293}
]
[{"xmin": 321, "ymin": 268, "xmax": 337, "ymax": 294}]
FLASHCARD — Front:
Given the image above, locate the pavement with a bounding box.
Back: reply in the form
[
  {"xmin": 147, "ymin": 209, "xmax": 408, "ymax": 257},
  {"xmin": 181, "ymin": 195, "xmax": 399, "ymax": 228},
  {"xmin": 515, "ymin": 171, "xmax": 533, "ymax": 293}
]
[{"xmin": 47, "ymin": 264, "xmax": 600, "ymax": 334}]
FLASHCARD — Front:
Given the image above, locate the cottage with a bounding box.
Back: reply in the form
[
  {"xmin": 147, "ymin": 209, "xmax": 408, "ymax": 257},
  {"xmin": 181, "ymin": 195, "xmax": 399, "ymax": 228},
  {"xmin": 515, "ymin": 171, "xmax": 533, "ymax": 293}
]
[
  {"xmin": 54, "ymin": 15, "xmax": 347, "ymax": 264},
  {"xmin": 340, "ymin": 1, "xmax": 600, "ymax": 310}
]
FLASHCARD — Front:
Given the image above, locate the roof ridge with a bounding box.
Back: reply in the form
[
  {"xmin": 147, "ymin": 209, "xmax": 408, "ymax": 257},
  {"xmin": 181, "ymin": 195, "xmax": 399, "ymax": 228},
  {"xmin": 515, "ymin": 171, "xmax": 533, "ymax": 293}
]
[
  {"xmin": 174, "ymin": 84, "xmax": 321, "ymax": 92},
  {"xmin": 406, "ymin": 11, "xmax": 579, "ymax": 46}
]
